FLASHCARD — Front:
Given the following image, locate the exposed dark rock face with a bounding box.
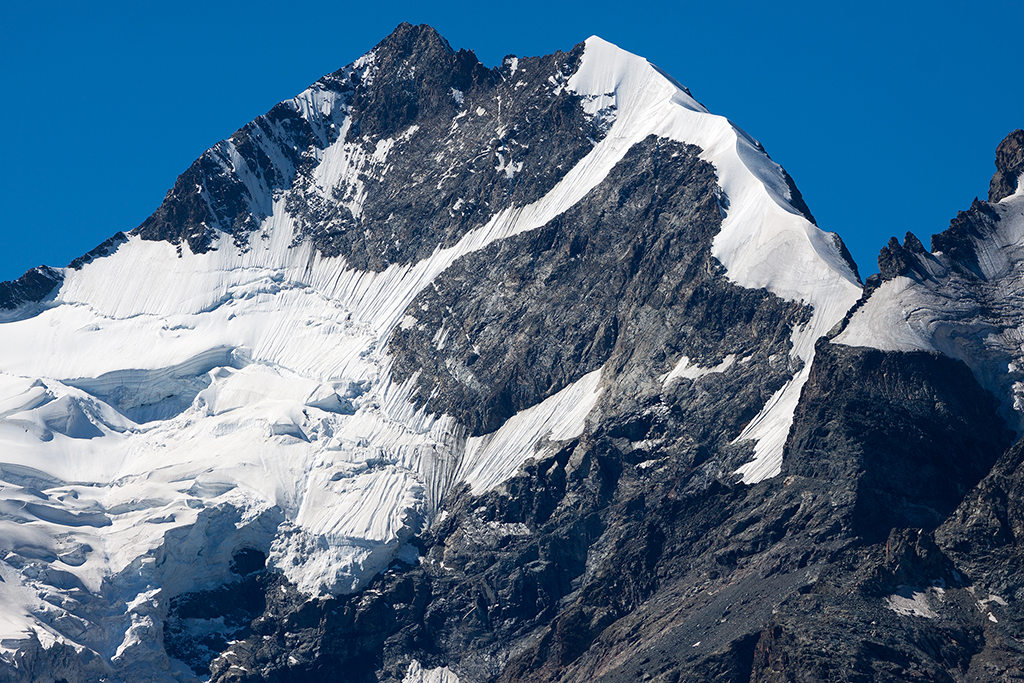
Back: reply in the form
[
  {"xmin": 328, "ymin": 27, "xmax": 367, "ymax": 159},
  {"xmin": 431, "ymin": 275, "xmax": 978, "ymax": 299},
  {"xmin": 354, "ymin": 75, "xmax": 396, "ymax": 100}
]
[
  {"xmin": 781, "ymin": 168, "xmax": 817, "ymax": 226},
  {"xmin": 832, "ymin": 232, "xmax": 862, "ymax": 284},
  {"xmin": 938, "ymin": 440, "xmax": 1024, "ymax": 557},
  {"xmin": 930, "ymin": 198, "xmax": 1001, "ymax": 278},
  {"xmin": 389, "ymin": 136, "xmax": 808, "ymax": 436},
  {"xmin": 165, "ymin": 570, "xmax": 268, "ymax": 677},
  {"xmin": 66, "ymin": 231, "xmax": 128, "ymax": 270},
  {"xmin": 932, "ymin": 446, "xmax": 1024, "ymax": 683},
  {"xmin": 758, "ymin": 431, "xmax": 1024, "ymax": 683},
  {"xmin": 878, "ymin": 231, "xmax": 928, "ymax": 282},
  {"xmin": 285, "ymin": 31, "xmax": 604, "ymax": 272},
  {"xmin": 785, "ymin": 341, "xmax": 1012, "ymax": 542},
  {"xmin": 989, "ymin": 129, "xmax": 1024, "ymax": 203},
  {"xmin": 0, "ymin": 265, "xmax": 62, "ymax": 311},
  {"xmin": 133, "ymin": 23, "xmax": 608, "ymax": 272}
]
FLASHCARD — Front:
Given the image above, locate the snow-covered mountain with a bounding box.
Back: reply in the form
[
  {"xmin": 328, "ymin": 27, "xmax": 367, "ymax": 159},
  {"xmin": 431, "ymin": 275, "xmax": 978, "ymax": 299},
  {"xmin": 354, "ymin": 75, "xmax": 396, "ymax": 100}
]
[{"xmin": 1, "ymin": 23, "xmax": 1021, "ymax": 683}]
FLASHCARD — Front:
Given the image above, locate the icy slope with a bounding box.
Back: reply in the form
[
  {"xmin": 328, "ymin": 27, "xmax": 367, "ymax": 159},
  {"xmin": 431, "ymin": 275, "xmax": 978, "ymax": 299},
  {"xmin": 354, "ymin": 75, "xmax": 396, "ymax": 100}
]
[
  {"xmin": 837, "ymin": 175, "xmax": 1024, "ymax": 434},
  {"xmin": 0, "ymin": 26, "xmax": 859, "ymax": 680}
]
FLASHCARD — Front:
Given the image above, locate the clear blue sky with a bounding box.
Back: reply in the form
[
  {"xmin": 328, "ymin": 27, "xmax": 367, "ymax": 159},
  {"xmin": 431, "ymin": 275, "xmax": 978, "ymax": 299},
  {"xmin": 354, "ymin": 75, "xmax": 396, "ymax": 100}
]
[{"xmin": 2, "ymin": 0, "xmax": 1021, "ymax": 283}]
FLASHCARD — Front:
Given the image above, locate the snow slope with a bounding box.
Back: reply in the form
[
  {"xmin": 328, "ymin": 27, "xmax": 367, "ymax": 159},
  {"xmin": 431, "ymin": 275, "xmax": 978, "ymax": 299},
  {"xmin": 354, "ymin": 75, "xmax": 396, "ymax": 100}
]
[{"xmin": 0, "ymin": 35, "xmax": 859, "ymax": 678}]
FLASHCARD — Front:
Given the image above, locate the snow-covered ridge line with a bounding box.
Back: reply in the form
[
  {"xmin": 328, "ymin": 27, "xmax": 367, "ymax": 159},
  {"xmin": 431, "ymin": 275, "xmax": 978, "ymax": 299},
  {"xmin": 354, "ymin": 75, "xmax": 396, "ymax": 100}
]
[{"xmin": 568, "ymin": 37, "xmax": 861, "ymax": 483}]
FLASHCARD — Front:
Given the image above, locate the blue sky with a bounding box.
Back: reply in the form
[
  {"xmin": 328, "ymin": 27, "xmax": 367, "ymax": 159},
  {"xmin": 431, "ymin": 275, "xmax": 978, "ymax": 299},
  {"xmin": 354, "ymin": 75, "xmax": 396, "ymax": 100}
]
[{"xmin": 2, "ymin": 0, "xmax": 1021, "ymax": 283}]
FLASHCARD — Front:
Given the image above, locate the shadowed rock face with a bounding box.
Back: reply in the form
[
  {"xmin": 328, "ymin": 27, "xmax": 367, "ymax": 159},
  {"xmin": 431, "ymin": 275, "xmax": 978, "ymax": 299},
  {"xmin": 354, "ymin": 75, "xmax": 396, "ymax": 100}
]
[
  {"xmin": 785, "ymin": 341, "xmax": 1012, "ymax": 543},
  {"xmin": 877, "ymin": 231, "xmax": 927, "ymax": 282},
  {"xmin": 989, "ymin": 129, "xmax": 1024, "ymax": 203},
  {"xmin": 0, "ymin": 265, "xmax": 62, "ymax": 311},
  {"xmin": 198, "ymin": 332, "xmax": 1015, "ymax": 683},
  {"xmin": 929, "ymin": 197, "xmax": 1002, "ymax": 279}
]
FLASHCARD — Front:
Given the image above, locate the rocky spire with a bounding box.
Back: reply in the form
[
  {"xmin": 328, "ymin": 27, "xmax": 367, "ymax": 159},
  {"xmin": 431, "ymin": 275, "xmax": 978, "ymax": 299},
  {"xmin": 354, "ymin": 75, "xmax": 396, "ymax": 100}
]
[{"xmin": 989, "ymin": 128, "xmax": 1024, "ymax": 203}]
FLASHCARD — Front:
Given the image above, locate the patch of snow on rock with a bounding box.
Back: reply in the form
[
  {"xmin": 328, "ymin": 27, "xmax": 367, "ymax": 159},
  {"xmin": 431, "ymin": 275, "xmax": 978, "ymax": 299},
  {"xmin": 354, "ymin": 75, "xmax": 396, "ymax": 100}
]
[
  {"xmin": 661, "ymin": 354, "xmax": 736, "ymax": 386},
  {"xmin": 404, "ymin": 659, "xmax": 461, "ymax": 683},
  {"xmin": 885, "ymin": 586, "xmax": 939, "ymax": 619}
]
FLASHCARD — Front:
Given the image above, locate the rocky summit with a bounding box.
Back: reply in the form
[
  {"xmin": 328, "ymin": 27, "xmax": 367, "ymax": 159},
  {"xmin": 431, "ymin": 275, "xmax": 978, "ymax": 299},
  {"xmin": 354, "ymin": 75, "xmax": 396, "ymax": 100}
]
[{"xmin": 0, "ymin": 22, "xmax": 1022, "ymax": 683}]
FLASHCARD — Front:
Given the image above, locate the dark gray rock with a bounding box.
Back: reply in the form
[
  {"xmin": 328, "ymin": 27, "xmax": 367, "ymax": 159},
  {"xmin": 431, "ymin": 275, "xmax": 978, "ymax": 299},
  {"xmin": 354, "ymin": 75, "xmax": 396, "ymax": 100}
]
[
  {"xmin": 878, "ymin": 231, "xmax": 928, "ymax": 282},
  {"xmin": 0, "ymin": 265, "xmax": 62, "ymax": 311},
  {"xmin": 930, "ymin": 198, "xmax": 1000, "ymax": 278},
  {"xmin": 165, "ymin": 569, "xmax": 268, "ymax": 678},
  {"xmin": 286, "ymin": 27, "xmax": 605, "ymax": 272},
  {"xmin": 204, "ymin": 336, "xmax": 1016, "ymax": 683},
  {"xmin": 388, "ymin": 136, "xmax": 808, "ymax": 436},
  {"xmin": 785, "ymin": 340, "xmax": 1012, "ymax": 543},
  {"xmin": 66, "ymin": 231, "xmax": 128, "ymax": 270},
  {"xmin": 988, "ymin": 129, "xmax": 1024, "ymax": 203}
]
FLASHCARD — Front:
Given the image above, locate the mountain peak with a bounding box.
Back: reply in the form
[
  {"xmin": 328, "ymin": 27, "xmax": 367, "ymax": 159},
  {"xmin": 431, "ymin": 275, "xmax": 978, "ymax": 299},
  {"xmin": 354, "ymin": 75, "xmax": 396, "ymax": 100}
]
[
  {"xmin": 373, "ymin": 22, "xmax": 455, "ymax": 61},
  {"xmin": 0, "ymin": 265, "xmax": 62, "ymax": 312},
  {"xmin": 11, "ymin": 26, "xmax": 994, "ymax": 683}
]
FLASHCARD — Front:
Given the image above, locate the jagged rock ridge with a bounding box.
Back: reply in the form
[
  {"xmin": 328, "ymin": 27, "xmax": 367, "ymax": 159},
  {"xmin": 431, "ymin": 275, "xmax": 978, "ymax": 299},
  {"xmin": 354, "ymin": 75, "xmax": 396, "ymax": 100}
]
[{"xmin": 136, "ymin": 24, "xmax": 606, "ymax": 272}]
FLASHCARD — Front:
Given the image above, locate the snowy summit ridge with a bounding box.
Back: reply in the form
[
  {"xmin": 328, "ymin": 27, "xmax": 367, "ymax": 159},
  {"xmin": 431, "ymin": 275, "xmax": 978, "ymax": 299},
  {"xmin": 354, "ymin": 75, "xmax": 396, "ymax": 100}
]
[{"xmin": 0, "ymin": 24, "xmax": 867, "ymax": 682}]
